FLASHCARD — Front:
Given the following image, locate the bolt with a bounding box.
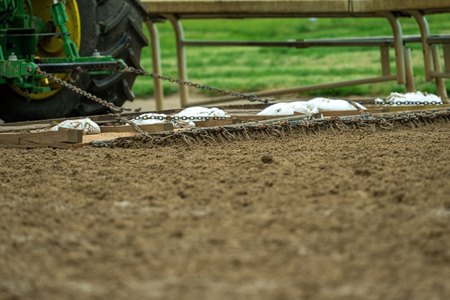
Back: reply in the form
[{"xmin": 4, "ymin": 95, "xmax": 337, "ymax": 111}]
[
  {"xmin": 8, "ymin": 53, "xmax": 17, "ymax": 61},
  {"xmin": 92, "ymin": 49, "xmax": 102, "ymax": 57}
]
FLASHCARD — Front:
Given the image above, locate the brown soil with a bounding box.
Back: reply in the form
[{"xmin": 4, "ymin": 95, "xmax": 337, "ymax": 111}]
[{"xmin": 1, "ymin": 123, "xmax": 449, "ymax": 300}]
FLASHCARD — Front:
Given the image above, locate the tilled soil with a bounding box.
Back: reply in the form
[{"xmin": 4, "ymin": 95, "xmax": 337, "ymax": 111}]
[{"xmin": 0, "ymin": 123, "xmax": 449, "ymax": 300}]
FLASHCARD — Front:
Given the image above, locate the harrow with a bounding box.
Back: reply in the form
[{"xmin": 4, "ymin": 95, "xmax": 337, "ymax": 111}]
[
  {"xmin": 0, "ymin": 55, "xmax": 448, "ymax": 149},
  {"xmin": 109, "ymin": 109, "xmax": 450, "ymax": 148},
  {"xmin": 35, "ymin": 56, "xmax": 450, "ymax": 147}
]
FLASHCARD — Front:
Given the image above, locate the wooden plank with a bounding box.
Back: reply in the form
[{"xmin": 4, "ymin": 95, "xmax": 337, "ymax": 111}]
[
  {"xmin": 100, "ymin": 123, "xmax": 173, "ymax": 133},
  {"xmin": 82, "ymin": 132, "xmax": 138, "ymax": 144},
  {"xmin": 0, "ymin": 143, "xmax": 75, "ymax": 149},
  {"xmin": 233, "ymin": 115, "xmax": 298, "ymax": 122},
  {"xmin": 141, "ymin": 0, "xmax": 351, "ymax": 15},
  {"xmin": 320, "ymin": 105, "xmax": 450, "ymax": 117},
  {"xmin": 0, "ymin": 119, "xmax": 55, "ymax": 128},
  {"xmin": 142, "ymin": 0, "xmax": 450, "ymax": 16},
  {"xmin": 0, "ymin": 123, "xmax": 53, "ymax": 133},
  {"xmin": 379, "ymin": 104, "xmax": 450, "ymax": 112},
  {"xmin": 194, "ymin": 119, "xmax": 235, "ymax": 127},
  {"xmin": 0, "ymin": 129, "xmax": 83, "ymax": 146},
  {"xmin": 321, "ymin": 110, "xmax": 363, "ymax": 117}
]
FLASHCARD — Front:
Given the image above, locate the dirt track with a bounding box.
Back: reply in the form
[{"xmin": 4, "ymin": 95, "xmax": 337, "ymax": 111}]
[{"xmin": 1, "ymin": 122, "xmax": 450, "ymax": 300}]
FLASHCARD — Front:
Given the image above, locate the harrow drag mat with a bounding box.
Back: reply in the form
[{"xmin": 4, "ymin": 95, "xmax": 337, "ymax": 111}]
[{"xmin": 111, "ymin": 108, "xmax": 450, "ymax": 148}]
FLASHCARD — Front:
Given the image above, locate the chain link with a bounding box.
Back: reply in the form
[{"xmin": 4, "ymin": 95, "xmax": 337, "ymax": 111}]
[
  {"xmin": 123, "ymin": 66, "xmax": 275, "ymax": 104},
  {"xmin": 36, "ymin": 68, "xmax": 127, "ymax": 114}
]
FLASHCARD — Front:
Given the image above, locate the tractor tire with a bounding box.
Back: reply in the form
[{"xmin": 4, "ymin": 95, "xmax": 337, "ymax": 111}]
[{"xmin": 0, "ymin": 0, "xmax": 148, "ymax": 122}]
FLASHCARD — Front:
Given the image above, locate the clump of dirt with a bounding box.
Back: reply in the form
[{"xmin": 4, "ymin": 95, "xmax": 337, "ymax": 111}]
[
  {"xmin": 0, "ymin": 122, "xmax": 449, "ymax": 300},
  {"xmin": 261, "ymin": 155, "xmax": 274, "ymax": 164}
]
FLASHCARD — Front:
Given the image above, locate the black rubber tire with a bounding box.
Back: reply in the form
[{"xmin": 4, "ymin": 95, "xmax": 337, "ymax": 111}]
[{"xmin": 0, "ymin": 0, "xmax": 148, "ymax": 122}]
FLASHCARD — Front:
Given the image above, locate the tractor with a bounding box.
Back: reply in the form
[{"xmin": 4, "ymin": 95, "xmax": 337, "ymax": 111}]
[{"xmin": 0, "ymin": 0, "xmax": 147, "ymax": 122}]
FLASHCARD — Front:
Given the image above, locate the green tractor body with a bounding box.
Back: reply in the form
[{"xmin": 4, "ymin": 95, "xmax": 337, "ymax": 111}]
[{"xmin": 0, "ymin": 0, "xmax": 147, "ymax": 122}]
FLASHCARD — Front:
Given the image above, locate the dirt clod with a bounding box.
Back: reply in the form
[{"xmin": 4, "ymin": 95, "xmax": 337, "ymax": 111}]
[
  {"xmin": 354, "ymin": 168, "xmax": 372, "ymax": 176},
  {"xmin": 261, "ymin": 154, "xmax": 274, "ymax": 164}
]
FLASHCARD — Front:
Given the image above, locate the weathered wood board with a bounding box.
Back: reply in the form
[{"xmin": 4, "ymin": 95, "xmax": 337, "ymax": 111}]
[
  {"xmin": 82, "ymin": 132, "xmax": 138, "ymax": 144},
  {"xmin": 0, "ymin": 129, "xmax": 83, "ymax": 148},
  {"xmin": 194, "ymin": 119, "xmax": 236, "ymax": 127},
  {"xmin": 100, "ymin": 123, "xmax": 174, "ymax": 133}
]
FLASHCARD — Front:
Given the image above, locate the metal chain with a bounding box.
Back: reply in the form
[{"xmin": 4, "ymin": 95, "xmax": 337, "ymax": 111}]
[
  {"xmin": 122, "ymin": 66, "xmax": 275, "ymax": 104},
  {"xmin": 36, "ymin": 68, "xmax": 159, "ymax": 137},
  {"xmin": 131, "ymin": 114, "xmax": 229, "ymax": 122},
  {"xmin": 387, "ymin": 101, "xmax": 442, "ymax": 106},
  {"xmin": 35, "ymin": 67, "xmax": 232, "ymax": 136},
  {"xmin": 37, "ymin": 66, "xmax": 270, "ymax": 113},
  {"xmin": 36, "ymin": 68, "xmax": 126, "ymax": 114}
]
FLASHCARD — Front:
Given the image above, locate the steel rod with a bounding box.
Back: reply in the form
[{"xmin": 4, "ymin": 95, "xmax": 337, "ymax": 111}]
[
  {"xmin": 410, "ymin": 11, "xmax": 433, "ymax": 81},
  {"xmin": 188, "ymin": 75, "xmax": 396, "ymax": 107},
  {"xmin": 431, "ymin": 45, "xmax": 449, "ymax": 100},
  {"xmin": 384, "ymin": 13, "xmax": 406, "ymax": 84},
  {"xmin": 167, "ymin": 15, "xmax": 189, "ymax": 107},
  {"xmin": 145, "ymin": 20, "xmax": 164, "ymax": 111},
  {"xmin": 405, "ymin": 48, "xmax": 415, "ymax": 92}
]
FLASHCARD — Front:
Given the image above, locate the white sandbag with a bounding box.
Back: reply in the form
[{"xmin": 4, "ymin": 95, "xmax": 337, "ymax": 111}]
[
  {"xmin": 386, "ymin": 92, "xmax": 442, "ymax": 105},
  {"xmin": 176, "ymin": 107, "xmax": 229, "ymax": 118},
  {"xmin": 257, "ymin": 101, "xmax": 319, "ymax": 116},
  {"xmin": 174, "ymin": 107, "xmax": 229, "ymax": 128},
  {"xmin": 257, "ymin": 103, "xmax": 295, "ymax": 116},
  {"xmin": 51, "ymin": 118, "xmax": 100, "ymax": 134},
  {"xmin": 308, "ymin": 97, "xmax": 367, "ymax": 111},
  {"xmin": 131, "ymin": 113, "xmax": 167, "ymax": 125}
]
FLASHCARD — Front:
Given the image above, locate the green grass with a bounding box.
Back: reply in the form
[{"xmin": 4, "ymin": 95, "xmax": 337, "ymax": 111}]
[{"xmin": 133, "ymin": 15, "xmax": 450, "ymax": 99}]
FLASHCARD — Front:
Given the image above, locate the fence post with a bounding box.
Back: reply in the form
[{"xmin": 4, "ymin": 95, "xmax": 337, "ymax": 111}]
[{"xmin": 168, "ymin": 15, "xmax": 189, "ymax": 107}]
